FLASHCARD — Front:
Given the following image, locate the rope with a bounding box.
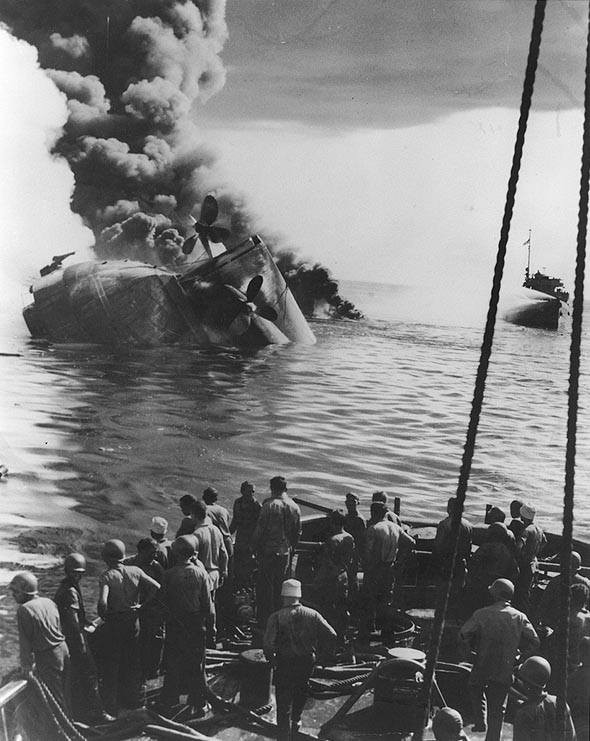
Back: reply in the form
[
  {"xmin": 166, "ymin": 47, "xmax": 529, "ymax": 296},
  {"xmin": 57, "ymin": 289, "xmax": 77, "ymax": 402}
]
[
  {"xmin": 556, "ymin": 2, "xmax": 590, "ymax": 737},
  {"xmin": 412, "ymin": 2, "xmax": 548, "ymax": 736}
]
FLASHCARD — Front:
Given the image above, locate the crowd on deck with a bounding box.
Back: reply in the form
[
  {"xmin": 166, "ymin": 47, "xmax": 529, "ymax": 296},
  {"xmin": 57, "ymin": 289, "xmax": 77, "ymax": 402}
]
[{"xmin": 5, "ymin": 480, "xmax": 590, "ymax": 741}]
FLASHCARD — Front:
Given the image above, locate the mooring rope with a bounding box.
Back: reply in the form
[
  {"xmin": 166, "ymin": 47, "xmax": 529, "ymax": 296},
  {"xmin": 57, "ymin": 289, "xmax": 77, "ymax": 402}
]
[
  {"xmin": 412, "ymin": 2, "xmax": 548, "ymax": 736},
  {"xmin": 556, "ymin": 2, "xmax": 590, "ymax": 737}
]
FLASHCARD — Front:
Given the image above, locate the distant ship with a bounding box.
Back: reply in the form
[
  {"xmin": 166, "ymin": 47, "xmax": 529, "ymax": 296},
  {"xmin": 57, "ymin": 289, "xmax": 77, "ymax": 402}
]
[
  {"xmin": 502, "ymin": 231, "xmax": 569, "ymax": 330},
  {"xmin": 22, "ymin": 196, "xmax": 316, "ymax": 349}
]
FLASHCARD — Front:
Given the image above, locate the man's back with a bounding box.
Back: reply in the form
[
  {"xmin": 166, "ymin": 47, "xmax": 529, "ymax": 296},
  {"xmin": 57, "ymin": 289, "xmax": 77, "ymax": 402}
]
[
  {"xmin": 263, "ymin": 603, "xmax": 336, "ymax": 659},
  {"xmin": 194, "ymin": 521, "xmax": 227, "ymax": 575},
  {"xmin": 17, "ymin": 596, "xmax": 65, "ymax": 651},
  {"xmin": 518, "ymin": 523, "xmax": 546, "ymax": 565},
  {"xmin": 460, "ymin": 602, "xmax": 538, "ymax": 685},
  {"xmin": 365, "ymin": 520, "xmax": 402, "ymax": 566},
  {"xmin": 99, "ymin": 564, "xmax": 147, "ymax": 613},
  {"xmin": 253, "ymin": 494, "xmax": 301, "ymax": 554},
  {"xmin": 513, "ymin": 692, "xmax": 575, "ymax": 741},
  {"xmin": 232, "ymin": 496, "xmax": 262, "ymax": 546},
  {"xmin": 162, "ymin": 562, "xmax": 212, "ymax": 616},
  {"xmin": 434, "ymin": 515, "xmax": 473, "ymax": 561}
]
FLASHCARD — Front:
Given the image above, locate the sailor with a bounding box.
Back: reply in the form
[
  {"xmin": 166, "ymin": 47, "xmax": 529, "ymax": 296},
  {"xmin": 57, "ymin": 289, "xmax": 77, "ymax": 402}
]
[
  {"xmin": 431, "ymin": 707, "xmax": 471, "ymax": 741},
  {"xmin": 508, "ymin": 499, "xmax": 525, "ymax": 541},
  {"xmin": 514, "ymin": 504, "xmax": 546, "ymax": 614},
  {"xmin": 252, "ymin": 476, "xmax": 302, "ymax": 629},
  {"xmin": 567, "ymin": 636, "xmax": 590, "ymax": 740},
  {"xmin": 359, "ymin": 501, "xmax": 415, "ymax": 641},
  {"xmin": 512, "ymin": 656, "xmax": 576, "ymax": 740},
  {"xmin": 538, "ymin": 551, "xmax": 590, "ymax": 629},
  {"xmin": 343, "ymin": 492, "xmax": 365, "ymax": 598},
  {"xmin": 54, "ymin": 554, "xmax": 112, "ymax": 722},
  {"xmin": 464, "ymin": 523, "xmax": 518, "ymax": 613},
  {"xmin": 202, "ymin": 486, "xmax": 234, "ymax": 560},
  {"xmin": 459, "ymin": 578, "xmax": 539, "ymax": 740},
  {"xmin": 309, "ymin": 510, "xmax": 351, "ymax": 641},
  {"xmin": 433, "ymin": 497, "xmax": 473, "ymax": 587},
  {"xmin": 159, "ymin": 535, "xmax": 213, "ymax": 717},
  {"xmin": 97, "ymin": 539, "xmax": 160, "ymax": 716},
  {"xmin": 175, "ymin": 494, "xmax": 199, "ymax": 537},
  {"xmin": 230, "ymin": 480, "xmax": 262, "ymax": 588},
  {"xmin": 10, "ymin": 571, "xmax": 70, "ymax": 709},
  {"xmin": 127, "ymin": 538, "xmax": 166, "ymax": 681},
  {"xmin": 191, "ymin": 501, "xmax": 228, "ymax": 646},
  {"xmin": 149, "ymin": 516, "xmax": 172, "ymax": 569},
  {"xmin": 544, "ymin": 583, "xmax": 590, "ymax": 679},
  {"xmin": 263, "ymin": 578, "xmax": 336, "ymax": 741}
]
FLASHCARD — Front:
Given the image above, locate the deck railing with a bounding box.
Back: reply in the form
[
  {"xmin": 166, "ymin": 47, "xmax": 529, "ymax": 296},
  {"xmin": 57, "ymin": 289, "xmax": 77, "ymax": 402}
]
[{"xmin": 0, "ymin": 680, "xmax": 27, "ymax": 741}]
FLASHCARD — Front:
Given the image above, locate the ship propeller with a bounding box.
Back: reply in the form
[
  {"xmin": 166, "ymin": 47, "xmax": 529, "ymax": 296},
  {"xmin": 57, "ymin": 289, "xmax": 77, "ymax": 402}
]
[
  {"xmin": 183, "ymin": 195, "xmax": 231, "ymax": 256},
  {"xmin": 224, "ymin": 275, "xmax": 278, "ymax": 335}
]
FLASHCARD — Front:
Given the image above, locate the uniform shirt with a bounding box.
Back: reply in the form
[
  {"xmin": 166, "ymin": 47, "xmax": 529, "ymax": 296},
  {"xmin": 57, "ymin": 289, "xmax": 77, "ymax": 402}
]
[
  {"xmin": 17, "ymin": 597, "xmax": 65, "ymax": 668},
  {"xmin": 98, "ymin": 563, "xmax": 160, "ymax": 615},
  {"xmin": 343, "ymin": 512, "xmax": 366, "ymax": 555},
  {"xmin": 365, "ymin": 520, "xmax": 411, "ymax": 567},
  {"xmin": 161, "ymin": 561, "xmax": 213, "ymax": 618},
  {"xmin": 434, "ymin": 515, "xmax": 473, "ymax": 562},
  {"xmin": 205, "ymin": 502, "xmax": 234, "ymax": 557},
  {"xmin": 231, "ymin": 496, "xmax": 262, "ymax": 549},
  {"xmin": 518, "ymin": 523, "xmax": 547, "ymax": 567},
  {"xmin": 326, "ymin": 531, "xmax": 355, "ymax": 571},
  {"xmin": 513, "ymin": 692, "xmax": 575, "ymax": 741},
  {"xmin": 152, "ymin": 537, "xmax": 172, "ymax": 569},
  {"xmin": 251, "ymin": 494, "xmax": 301, "ymax": 556},
  {"xmin": 263, "ymin": 603, "xmax": 336, "ymax": 660},
  {"xmin": 193, "ymin": 520, "xmax": 228, "ymax": 589},
  {"xmin": 460, "ymin": 600, "xmax": 539, "ymax": 685},
  {"xmin": 54, "ymin": 578, "xmax": 86, "ymax": 642}
]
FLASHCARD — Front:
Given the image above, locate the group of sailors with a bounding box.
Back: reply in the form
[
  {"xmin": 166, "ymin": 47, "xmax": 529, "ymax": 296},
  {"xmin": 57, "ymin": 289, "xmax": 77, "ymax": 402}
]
[{"xmin": 6, "ymin": 481, "xmax": 590, "ymax": 741}]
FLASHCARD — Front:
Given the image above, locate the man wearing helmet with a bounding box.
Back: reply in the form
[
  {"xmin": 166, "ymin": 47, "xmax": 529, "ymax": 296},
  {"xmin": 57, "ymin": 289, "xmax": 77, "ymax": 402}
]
[
  {"xmin": 97, "ymin": 539, "xmax": 160, "ymax": 717},
  {"xmin": 158, "ymin": 535, "xmax": 213, "ymax": 716},
  {"xmin": 513, "ymin": 656, "xmax": 576, "ymax": 740},
  {"xmin": 54, "ymin": 553, "xmax": 112, "ymax": 722},
  {"xmin": 459, "ymin": 578, "xmax": 539, "ymax": 740},
  {"xmin": 9, "ymin": 570, "xmax": 70, "ymax": 709}
]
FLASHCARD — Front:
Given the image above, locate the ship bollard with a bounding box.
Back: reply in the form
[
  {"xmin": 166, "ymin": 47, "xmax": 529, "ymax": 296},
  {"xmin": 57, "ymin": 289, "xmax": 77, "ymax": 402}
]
[{"xmin": 238, "ymin": 648, "xmax": 272, "ymax": 712}]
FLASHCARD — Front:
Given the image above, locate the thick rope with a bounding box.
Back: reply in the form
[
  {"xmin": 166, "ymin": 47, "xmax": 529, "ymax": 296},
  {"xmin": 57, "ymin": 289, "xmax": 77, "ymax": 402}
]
[
  {"xmin": 556, "ymin": 2, "xmax": 590, "ymax": 737},
  {"xmin": 412, "ymin": 2, "xmax": 547, "ymax": 736}
]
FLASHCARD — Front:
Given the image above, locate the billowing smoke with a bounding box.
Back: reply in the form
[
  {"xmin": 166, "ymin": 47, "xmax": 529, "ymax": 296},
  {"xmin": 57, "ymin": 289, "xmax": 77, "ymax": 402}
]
[{"xmin": 1, "ymin": 0, "xmax": 360, "ymax": 319}]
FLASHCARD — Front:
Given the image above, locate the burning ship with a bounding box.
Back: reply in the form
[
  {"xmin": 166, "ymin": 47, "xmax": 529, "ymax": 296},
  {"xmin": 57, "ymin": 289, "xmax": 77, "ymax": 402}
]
[{"xmin": 23, "ymin": 197, "xmax": 315, "ymax": 348}]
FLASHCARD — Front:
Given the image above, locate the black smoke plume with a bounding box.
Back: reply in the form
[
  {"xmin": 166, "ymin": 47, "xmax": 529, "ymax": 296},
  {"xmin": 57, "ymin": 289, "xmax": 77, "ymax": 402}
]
[{"xmin": 1, "ymin": 0, "xmax": 360, "ymax": 319}]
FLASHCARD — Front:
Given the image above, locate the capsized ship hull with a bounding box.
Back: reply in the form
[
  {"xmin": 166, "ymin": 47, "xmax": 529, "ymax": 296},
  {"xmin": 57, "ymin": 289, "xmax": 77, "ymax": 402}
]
[
  {"xmin": 23, "ymin": 236, "xmax": 316, "ymax": 348},
  {"xmin": 501, "ymin": 287, "xmax": 568, "ymax": 330}
]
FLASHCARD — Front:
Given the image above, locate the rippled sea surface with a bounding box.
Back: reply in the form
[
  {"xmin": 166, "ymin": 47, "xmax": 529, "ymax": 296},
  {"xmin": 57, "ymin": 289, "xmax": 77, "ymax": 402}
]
[{"xmin": 1, "ymin": 280, "xmax": 590, "ymax": 665}]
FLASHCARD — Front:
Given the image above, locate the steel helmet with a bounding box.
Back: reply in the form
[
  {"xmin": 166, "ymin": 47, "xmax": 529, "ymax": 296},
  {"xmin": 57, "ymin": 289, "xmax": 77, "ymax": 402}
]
[
  {"xmin": 489, "ymin": 578, "xmax": 514, "ymax": 601},
  {"xmin": 171, "ymin": 535, "xmax": 197, "ymax": 559},
  {"xmin": 101, "ymin": 539, "xmax": 126, "ymax": 562},
  {"xmin": 64, "ymin": 553, "xmax": 86, "ymax": 574},
  {"xmin": 432, "ymin": 707, "xmax": 463, "ymax": 737},
  {"xmin": 518, "ymin": 656, "xmax": 551, "ymax": 689},
  {"xmin": 9, "ymin": 571, "xmax": 38, "ymax": 595}
]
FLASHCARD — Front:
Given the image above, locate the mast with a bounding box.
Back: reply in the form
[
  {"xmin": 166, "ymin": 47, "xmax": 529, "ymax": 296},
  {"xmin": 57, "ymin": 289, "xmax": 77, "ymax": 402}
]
[{"xmin": 525, "ymin": 228, "xmax": 531, "ymax": 280}]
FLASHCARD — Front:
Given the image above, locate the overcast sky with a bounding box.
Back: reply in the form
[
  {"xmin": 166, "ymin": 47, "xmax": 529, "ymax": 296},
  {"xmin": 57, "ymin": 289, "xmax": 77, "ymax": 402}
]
[{"xmin": 0, "ymin": 0, "xmax": 588, "ymax": 327}]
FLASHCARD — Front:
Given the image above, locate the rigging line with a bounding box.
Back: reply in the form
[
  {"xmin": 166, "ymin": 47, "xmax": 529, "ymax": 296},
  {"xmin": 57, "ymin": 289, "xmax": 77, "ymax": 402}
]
[
  {"xmin": 412, "ymin": 1, "xmax": 548, "ymax": 737},
  {"xmin": 557, "ymin": 1, "xmax": 590, "ymax": 737}
]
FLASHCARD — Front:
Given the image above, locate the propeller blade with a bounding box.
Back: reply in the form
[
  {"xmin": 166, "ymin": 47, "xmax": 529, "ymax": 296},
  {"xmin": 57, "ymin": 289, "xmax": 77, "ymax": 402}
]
[
  {"xmin": 256, "ymin": 304, "xmax": 278, "ymax": 322},
  {"xmin": 182, "ymin": 234, "xmax": 199, "ymax": 255},
  {"xmin": 246, "ymin": 275, "xmax": 264, "ymax": 302},
  {"xmin": 223, "ymin": 284, "xmax": 248, "ymax": 302},
  {"xmin": 228, "ymin": 313, "xmax": 251, "ymax": 336},
  {"xmin": 207, "ymin": 225, "xmax": 231, "ymax": 244},
  {"xmin": 200, "ymin": 195, "xmax": 219, "ymax": 226}
]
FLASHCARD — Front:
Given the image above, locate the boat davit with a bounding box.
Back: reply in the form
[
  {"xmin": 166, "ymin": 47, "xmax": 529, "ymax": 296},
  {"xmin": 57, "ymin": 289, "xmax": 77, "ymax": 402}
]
[{"xmin": 22, "ymin": 202, "xmax": 316, "ymax": 349}]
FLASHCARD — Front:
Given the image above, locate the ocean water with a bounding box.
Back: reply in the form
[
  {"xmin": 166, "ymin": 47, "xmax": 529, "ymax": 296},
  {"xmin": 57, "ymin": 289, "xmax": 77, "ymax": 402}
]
[{"xmin": 0, "ymin": 279, "xmax": 589, "ymax": 667}]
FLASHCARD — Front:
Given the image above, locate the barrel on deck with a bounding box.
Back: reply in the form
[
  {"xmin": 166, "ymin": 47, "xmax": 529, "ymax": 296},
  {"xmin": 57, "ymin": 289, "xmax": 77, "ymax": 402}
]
[{"xmin": 238, "ymin": 648, "xmax": 272, "ymax": 710}]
